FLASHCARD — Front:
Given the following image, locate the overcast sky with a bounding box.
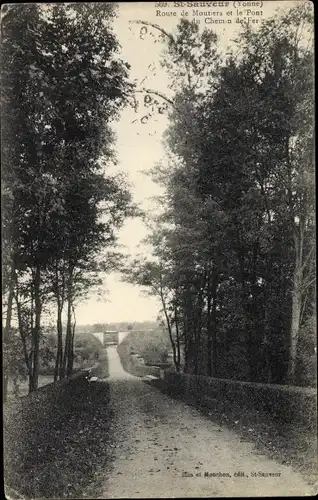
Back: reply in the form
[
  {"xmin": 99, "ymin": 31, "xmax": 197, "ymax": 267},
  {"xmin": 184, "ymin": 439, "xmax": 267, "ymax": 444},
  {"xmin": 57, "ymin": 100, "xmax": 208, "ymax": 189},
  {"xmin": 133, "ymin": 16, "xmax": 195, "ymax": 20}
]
[{"xmin": 74, "ymin": 1, "xmax": 299, "ymax": 325}]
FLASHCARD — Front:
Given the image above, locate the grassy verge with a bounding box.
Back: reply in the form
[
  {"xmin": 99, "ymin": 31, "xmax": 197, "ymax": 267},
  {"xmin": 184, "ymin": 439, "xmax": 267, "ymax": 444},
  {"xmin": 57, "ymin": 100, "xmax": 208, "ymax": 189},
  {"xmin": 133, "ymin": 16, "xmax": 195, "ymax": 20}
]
[
  {"xmin": 147, "ymin": 378, "xmax": 317, "ymax": 486},
  {"xmin": 4, "ymin": 374, "xmax": 113, "ymax": 499}
]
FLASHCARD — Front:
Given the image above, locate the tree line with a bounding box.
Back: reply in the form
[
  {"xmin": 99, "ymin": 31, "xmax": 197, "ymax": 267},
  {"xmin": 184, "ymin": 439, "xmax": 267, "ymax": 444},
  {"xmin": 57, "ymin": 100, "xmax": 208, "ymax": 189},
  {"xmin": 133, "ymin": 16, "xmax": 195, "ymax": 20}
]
[
  {"xmin": 2, "ymin": 4, "xmax": 134, "ymax": 399},
  {"xmin": 124, "ymin": 4, "xmax": 315, "ymax": 386}
]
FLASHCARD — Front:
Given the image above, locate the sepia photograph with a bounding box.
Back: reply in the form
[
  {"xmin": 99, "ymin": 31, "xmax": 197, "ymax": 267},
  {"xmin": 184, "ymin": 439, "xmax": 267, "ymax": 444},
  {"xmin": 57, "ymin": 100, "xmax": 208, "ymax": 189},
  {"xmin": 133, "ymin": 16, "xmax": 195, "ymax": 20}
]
[{"xmin": 2, "ymin": 1, "xmax": 316, "ymax": 498}]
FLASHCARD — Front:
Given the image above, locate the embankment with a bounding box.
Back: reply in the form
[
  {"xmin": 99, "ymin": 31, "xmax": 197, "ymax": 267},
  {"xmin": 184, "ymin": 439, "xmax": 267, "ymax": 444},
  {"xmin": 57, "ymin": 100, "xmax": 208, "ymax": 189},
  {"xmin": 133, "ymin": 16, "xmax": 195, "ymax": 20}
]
[{"xmin": 4, "ymin": 369, "xmax": 112, "ymax": 499}]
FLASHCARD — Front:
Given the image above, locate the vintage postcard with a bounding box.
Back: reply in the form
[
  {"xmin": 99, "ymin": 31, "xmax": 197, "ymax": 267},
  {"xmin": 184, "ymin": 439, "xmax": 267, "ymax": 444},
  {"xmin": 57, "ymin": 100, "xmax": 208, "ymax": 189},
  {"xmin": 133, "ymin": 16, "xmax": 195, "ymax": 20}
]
[{"xmin": 2, "ymin": 1, "xmax": 316, "ymax": 499}]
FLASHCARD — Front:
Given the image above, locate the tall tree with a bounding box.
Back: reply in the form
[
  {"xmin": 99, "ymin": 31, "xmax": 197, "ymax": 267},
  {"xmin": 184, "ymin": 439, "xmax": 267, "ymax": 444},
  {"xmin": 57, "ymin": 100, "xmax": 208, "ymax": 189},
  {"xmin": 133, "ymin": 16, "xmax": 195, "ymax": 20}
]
[
  {"xmin": 2, "ymin": 3, "xmax": 133, "ymax": 390},
  {"xmin": 128, "ymin": 5, "xmax": 314, "ymax": 385}
]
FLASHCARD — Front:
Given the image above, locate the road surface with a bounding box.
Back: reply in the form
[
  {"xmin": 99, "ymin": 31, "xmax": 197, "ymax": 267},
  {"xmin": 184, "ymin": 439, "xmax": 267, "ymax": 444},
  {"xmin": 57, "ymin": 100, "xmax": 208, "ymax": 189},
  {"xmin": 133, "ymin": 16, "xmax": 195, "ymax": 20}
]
[{"xmin": 96, "ymin": 346, "xmax": 311, "ymax": 498}]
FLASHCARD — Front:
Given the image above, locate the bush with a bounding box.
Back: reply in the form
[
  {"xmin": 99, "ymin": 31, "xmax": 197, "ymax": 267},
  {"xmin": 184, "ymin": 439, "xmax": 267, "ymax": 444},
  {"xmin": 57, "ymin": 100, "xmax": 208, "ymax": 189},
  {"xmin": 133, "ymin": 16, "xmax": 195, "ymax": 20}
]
[
  {"xmin": 163, "ymin": 372, "xmax": 317, "ymax": 430},
  {"xmin": 38, "ymin": 331, "xmax": 104, "ymax": 375},
  {"xmin": 117, "ymin": 328, "xmax": 171, "ymax": 369},
  {"xmin": 141, "ymin": 340, "xmax": 169, "ymax": 366},
  {"xmin": 117, "ymin": 341, "xmax": 161, "ymax": 378}
]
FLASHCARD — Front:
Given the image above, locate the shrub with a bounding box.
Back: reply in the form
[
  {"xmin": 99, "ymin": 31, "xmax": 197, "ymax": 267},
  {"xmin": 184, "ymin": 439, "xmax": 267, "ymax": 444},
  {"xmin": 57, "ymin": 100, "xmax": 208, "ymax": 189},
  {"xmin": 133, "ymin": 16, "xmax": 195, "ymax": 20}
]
[{"xmin": 163, "ymin": 373, "xmax": 317, "ymax": 429}]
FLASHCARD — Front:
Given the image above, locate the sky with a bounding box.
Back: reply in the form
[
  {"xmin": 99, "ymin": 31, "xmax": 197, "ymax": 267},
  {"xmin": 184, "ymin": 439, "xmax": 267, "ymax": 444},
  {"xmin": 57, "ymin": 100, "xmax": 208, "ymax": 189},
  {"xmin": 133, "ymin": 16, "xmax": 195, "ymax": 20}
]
[{"xmin": 74, "ymin": 1, "xmax": 301, "ymax": 325}]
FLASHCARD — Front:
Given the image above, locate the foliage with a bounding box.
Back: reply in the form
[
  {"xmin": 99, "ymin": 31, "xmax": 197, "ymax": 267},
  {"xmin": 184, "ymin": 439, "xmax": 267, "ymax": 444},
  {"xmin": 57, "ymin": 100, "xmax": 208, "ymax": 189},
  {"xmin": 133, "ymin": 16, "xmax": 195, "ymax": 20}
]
[
  {"xmin": 74, "ymin": 332, "xmax": 104, "ymax": 367},
  {"xmin": 3, "ymin": 329, "xmax": 29, "ymax": 386},
  {"xmin": 117, "ymin": 328, "xmax": 171, "ymax": 367},
  {"xmin": 2, "ymin": 3, "xmax": 133, "ymax": 392},
  {"xmin": 125, "ymin": 5, "xmax": 315, "ymax": 385}
]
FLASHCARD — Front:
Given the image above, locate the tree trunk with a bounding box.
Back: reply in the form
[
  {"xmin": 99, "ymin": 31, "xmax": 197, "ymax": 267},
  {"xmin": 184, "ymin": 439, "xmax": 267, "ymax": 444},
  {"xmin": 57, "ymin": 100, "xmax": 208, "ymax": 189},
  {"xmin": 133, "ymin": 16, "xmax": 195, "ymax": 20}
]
[
  {"xmin": 207, "ymin": 290, "xmax": 212, "ymax": 377},
  {"xmin": 242, "ymin": 240, "xmax": 260, "ymax": 382},
  {"xmin": 61, "ymin": 331, "xmax": 69, "ymax": 379},
  {"xmin": 262, "ymin": 295, "xmax": 272, "ymax": 384},
  {"xmin": 67, "ymin": 305, "xmax": 76, "ymax": 376},
  {"xmin": 30, "ymin": 264, "xmax": 41, "ymax": 392},
  {"xmin": 207, "ymin": 272, "xmax": 218, "ymax": 377},
  {"xmin": 55, "ymin": 300, "xmax": 63, "ymax": 382},
  {"xmin": 211, "ymin": 293, "xmax": 218, "ymax": 378},
  {"xmin": 183, "ymin": 297, "xmax": 197, "ymax": 374},
  {"xmin": 288, "ymin": 267, "xmax": 302, "ymax": 383},
  {"xmin": 5, "ymin": 271, "xmax": 15, "ymax": 330},
  {"xmin": 234, "ymin": 224, "xmax": 257, "ymax": 381},
  {"xmin": 15, "ymin": 293, "xmax": 32, "ymax": 377},
  {"xmin": 64, "ymin": 299, "xmax": 72, "ymax": 377},
  {"xmin": 159, "ymin": 284, "xmax": 178, "ymax": 372},
  {"xmin": 62, "ymin": 265, "xmax": 74, "ymax": 378},
  {"xmin": 174, "ymin": 307, "xmax": 181, "ymax": 372},
  {"xmin": 54, "ymin": 263, "xmax": 65, "ymax": 381},
  {"xmin": 3, "ymin": 272, "xmax": 15, "ymax": 402},
  {"xmin": 28, "ymin": 290, "xmax": 34, "ymax": 392},
  {"xmin": 194, "ymin": 271, "xmax": 207, "ymax": 375},
  {"xmin": 183, "ymin": 315, "xmax": 190, "ymax": 373},
  {"xmin": 3, "ymin": 375, "xmax": 9, "ymax": 403},
  {"xmin": 66, "ymin": 304, "xmax": 72, "ymax": 377},
  {"xmin": 64, "ymin": 266, "xmax": 74, "ymax": 377},
  {"xmin": 187, "ymin": 305, "xmax": 198, "ymax": 375},
  {"xmin": 184, "ymin": 337, "xmax": 196, "ymax": 374}
]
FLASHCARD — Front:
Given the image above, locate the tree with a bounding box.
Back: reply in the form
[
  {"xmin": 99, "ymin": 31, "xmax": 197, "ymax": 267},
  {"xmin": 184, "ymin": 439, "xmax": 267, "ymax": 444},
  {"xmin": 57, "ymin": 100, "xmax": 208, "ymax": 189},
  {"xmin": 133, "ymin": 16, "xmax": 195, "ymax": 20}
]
[
  {"xmin": 3, "ymin": 328, "xmax": 28, "ymax": 400},
  {"xmin": 126, "ymin": 6, "xmax": 314, "ymax": 385},
  {"xmin": 122, "ymin": 255, "xmax": 181, "ymax": 373},
  {"xmin": 2, "ymin": 3, "xmax": 133, "ymax": 391},
  {"xmin": 227, "ymin": 3, "xmax": 315, "ymax": 382}
]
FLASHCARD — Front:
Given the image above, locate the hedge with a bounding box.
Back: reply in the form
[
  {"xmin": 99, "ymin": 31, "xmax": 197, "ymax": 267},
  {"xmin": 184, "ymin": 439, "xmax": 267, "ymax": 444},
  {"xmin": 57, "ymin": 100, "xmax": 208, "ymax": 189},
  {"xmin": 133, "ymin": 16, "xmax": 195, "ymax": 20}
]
[{"xmin": 162, "ymin": 373, "xmax": 317, "ymax": 429}]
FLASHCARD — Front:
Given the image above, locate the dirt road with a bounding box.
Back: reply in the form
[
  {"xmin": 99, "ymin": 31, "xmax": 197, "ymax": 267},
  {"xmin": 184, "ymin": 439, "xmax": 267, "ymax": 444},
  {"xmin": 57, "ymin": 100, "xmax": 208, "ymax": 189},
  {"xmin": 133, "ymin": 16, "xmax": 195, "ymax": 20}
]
[{"xmin": 97, "ymin": 347, "xmax": 311, "ymax": 498}]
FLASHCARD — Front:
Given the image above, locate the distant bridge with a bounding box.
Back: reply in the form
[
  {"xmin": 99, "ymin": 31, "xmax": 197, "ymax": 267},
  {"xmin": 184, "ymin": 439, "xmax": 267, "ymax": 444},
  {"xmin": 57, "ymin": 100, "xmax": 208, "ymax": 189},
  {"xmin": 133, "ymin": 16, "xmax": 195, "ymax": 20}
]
[{"xmin": 91, "ymin": 331, "xmax": 130, "ymax": 347}]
